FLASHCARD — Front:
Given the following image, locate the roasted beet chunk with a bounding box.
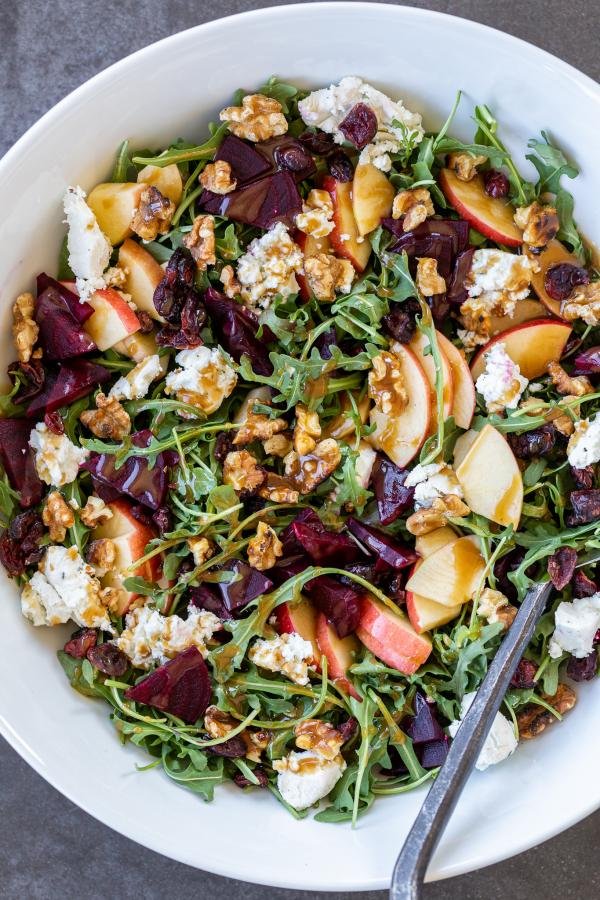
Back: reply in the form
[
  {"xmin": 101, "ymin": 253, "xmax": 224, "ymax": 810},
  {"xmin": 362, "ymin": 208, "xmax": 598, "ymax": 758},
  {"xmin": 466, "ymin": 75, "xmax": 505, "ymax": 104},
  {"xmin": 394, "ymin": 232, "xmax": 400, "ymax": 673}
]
[
  {"xmin": 0, "ymin": 418, "xmax": 44, "ymax": 508},
  {"xmin": 346, "ymin": 518, "xmax": 418, "ymax": 572},
  {"xmin": 82, "ymin": 430, "xmax": 170, "ymax": 510},
  {"xmin": 568, "ymin": 489, "xmax": 600, "ymax": 525},
  {"xmin": 25, "ymin": 359, "xmax": 111, "ymax": 419},
  {"xmin": 35, "ymin": 285, "xmax": 97, "ymax": 360},
  {"xmin": 420, "ymin": 736, "xmax": 451, "ymax": 769},
  {"xmin": 8, "ymin": 355, "xmax": 45, "ymax": 404},
  {"xmin": 508, "ymin": 425, "xmax": 556, "ymax": 459},
  {"xmin": 299, "ymin": 130, "xmax": 337, "ymax": 157},
  {"xmin": 189, "ymin": 584, "xmax": 233, "ymax": 621},
  {"xmin": 0, "ymin": 510, "xmax": 45, "ymax": 576},
  {"xmin": 281, "ymin": 509, "xmax": 363, "ymax": 565},
  {"xmin": 304, "ymin": 575, "xmax": 362, "ymax": 638},
  {"xmin": 215, "ymin": 559, "xmax": 273, "ymax": 613},
  {"xmin": 371, "ymin": 455, "xmax": 414, "ymax": 525},
  {"xmin": 204, "ymin": 287, "xmax": 273, "ymax": 376},
  {"xmin": 405, "ymin": 693, "xmax": 444, "ymax": 744},
  {"xmin": 63, "ymin": 628, "xmax": 98, "ymax": 659},
  {"xmin": 125, "ymin": 646, "xmax": 212, "ymax": 724},
  {"xmin": 338, "ymin": 103, "xmax": 378, "ymax": 149},
  {"xmin": 573, "ymin": 346, "xmax": 600, "ymax": 375},
  {"xmin": 544, "ymin": 263, "xmax": 589, "ymax": 302},
  {"xmin": 87, "ymin": 643, "xmax": 129, "ymax": 677},
  {"xmin": 446, "ymin": 248, "xmax": 475, "ymax": 306}
]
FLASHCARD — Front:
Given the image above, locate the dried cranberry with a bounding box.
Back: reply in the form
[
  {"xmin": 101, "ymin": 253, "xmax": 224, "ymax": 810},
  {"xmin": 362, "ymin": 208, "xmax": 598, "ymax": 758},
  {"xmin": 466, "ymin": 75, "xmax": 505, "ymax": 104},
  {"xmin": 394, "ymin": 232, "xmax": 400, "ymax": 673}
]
[
  {"xmin": 510, "ymin": 658, "xmax": 537, "ymax": 689},
  {"xmin": 327, "ymin": 151, "xmax": 354, "ymax": 182},
  {"xmin": 494, "ymin": 548, "xmax": 526, "ymax": 602},
  {"xmin": 233, "ymin": 766, "xmax": 269, "ymax": 789},
  {"xmin": 338, "ymin": 717, "xmax": 358, "ymax": 744},
  {"xmin": 8, "ymin": 356, "xmax": 45, "ymax": 404},
  {"xmin": 153, "ymin": 248, "xmax": 205, "ymax": 349},
  {"xmin": 207, "ymin": 734, "xmax": 247, "ymax": 758},
  {"xmin": 137, "ymin": 311, "xmax": 154, "ymax": 333},
  {"xmin": 339, "ymin": 103, "xmax": 377, "ymax": 149},
  {"xmin": 314, "ymin": 326, "xmax": 338, "ymax": 359},
  {"xmin": 544, "ymin": 263, "xmax": 589, "ymax": 302},
  {"xmin": 566, "ymin": 651, "xmax": 598, "ymax": 682},
  {"xmin": 508, "ymin": 425, "xmax": 555, "ymax": 459},
  {"xmin": 483, "ymin": 169, "xmax": 509, "ymax": 198},
  {"xmin": 382, "ymin": 299, "xmax": 420, "ymax": 343},
  {"xmin": 243, "ymin": 496, "xmax": 267, "ymax": 517},
  {"xmin": 0, "ymin": 511, "xmax": 45, "ymax": 577},
  {"xmin": 43, "ymin": 410, "xmax": 64, "ymax": 435},
  {"xmin": 273, "ymin": 143, "xmax": 315, "ymax": 178},
  {"xmin": 152, "ymin": 506, "xmax": 173, "ymax": 535},
  {"xmin": 129, "ymin": 504, "xmax": 153, "ymax": 527},
  {"xmin": 568, "ymin": 489, "xmax": 600, "ymax": 525},
  {"xmin": 299, "ymin": 130, "xmax": 337, "ymax": 156},
  {"xmin": 548, "ymin": 546, "xmax": 577, "ymax": 590},
  {"xmin": 427, "ymin": 293, "xmax": 450, "ymax": 326},
  {"xmin": 573, "ymin": 346, "xmax": 600, "ymax": 375},
  {"xmin": 214, "ymin": 431, "xmax": 234, "ymax": 464},
  {"xmin": 63, "ymin": 628, "xmax": 97, "ymax": 659},
  {"xmin": 87, "ymin": 643, "xmax": 129, "ymax": 677},
  {"xmin": 573, "ymin": 570, "xmax": 598, "ymax": 598},
  {"xmin": 571, "ymin": 466, "xmax": 595, "ymax": 490}
]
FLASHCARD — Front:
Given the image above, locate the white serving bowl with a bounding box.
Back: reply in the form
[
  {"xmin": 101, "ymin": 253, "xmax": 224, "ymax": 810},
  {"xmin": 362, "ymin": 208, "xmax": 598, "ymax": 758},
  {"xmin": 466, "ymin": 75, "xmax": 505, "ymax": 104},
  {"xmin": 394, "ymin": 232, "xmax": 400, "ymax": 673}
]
[{"xmin": 1, "ymin": 3, "xmax": 599, "ymax": 891}]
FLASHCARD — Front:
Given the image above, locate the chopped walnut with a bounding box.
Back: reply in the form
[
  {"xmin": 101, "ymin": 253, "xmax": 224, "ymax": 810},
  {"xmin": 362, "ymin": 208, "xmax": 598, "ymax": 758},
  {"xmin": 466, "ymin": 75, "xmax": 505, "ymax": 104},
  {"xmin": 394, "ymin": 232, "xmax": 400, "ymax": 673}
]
[
  {"xmin": 284, "ymin": 438, "xmax": 341, "ymax": 494},
  {"xmin": 514, "ymin": 201, "xmax": 559, "ymax": 248},
  {"xmin": 391, "ymin": 187, "xmax": 434, "ymax": 230},
  {"xmin": 223, "ymin": 450, "xmax": 266, "ymax": 498},
  {"xmin": 496, "ymin": 604, "xmax": 518, "ymax": 630},
  {"xmin": 547, "ymin": 361, "xmax": 593, "ymax": 397},
  {"xmin": 80, "ymin": 393, "xmax": 131, "ymax": 441},
  {"xmin": 477, "ymin": 587, "xmax": 509, "ymax": 624},
  {"xmin": 259, "ymin": 473, "xmax": 300, "ymax": 504},
  {"xmin": 12, "ymin": 292, "xmax": 39, "ymax": 364},
  {"xmin": 104, "ymin": 266, "xmax": 128, "ymax": 289},
  {"xmin": 130, "ymin": 186, "xmax": 175, "ymax": 241},
  {"xmin": 219, "ymin": 264, "xmax": 241, "ymax": 298},
  {"xmin": 295, "ymin": 719, "xmax": 344, "ymax": 761},
  {"xmin": 416, "ymin": 257, "xmax": 446, "ymax": 297},
  {"xmin": 86, "ymin": 538, "xmax": 117, "ymax": 574},
  {"xmin": 293, "ymin": 404, "xmax": 321, "ymax": 456},
  {"xmin": 247, "ymin": 521, "xmax": 283, "ymax": 571},
  {"xmin": 263, "ymin": 433, "xmax": 293, "ymax": 457},
  {"xmin": 406, "ymin": 495, "xmax": 470, "ymax": 535},
  {"xmin": 182, "ymin": 214, "xmax": 216, "ymax": 270},
  {"xmin": 188, "ymin": 536, "xmax": 215, "ymax": 567},
  {"xmin": 561, "ymin": 281, "xmax": 600, "ymax": 326},
  {"xmin": 447, "ymin": 152, "xmax": 486, "ymax": 182},
  {"xmin": 368, "ymin": 351, "xmax": 408, "ymax": 416},
  {"xmin": 520, "ymin": 396, "xmax": 577, "ymax": 435},
  {"xmin": 303, "ymin": 253, "xmax": 355, "ymax": 302},
  {"xmin": 553, "ymin": 408, "xmax": 576, "ymax": 436},
  {"xmin": 204, "ymin": 705, "xmax": 236, "ymax": 739},
  {"xmin": 42, "ymin": 491, "xmax": 75, "ymax": 541},
  {"xmin": 295, "ymin": 189, "xmax": 335, "ymax": 239},
  {"xmin": 80, "ymin": 495, "xmax": 113, "ymax": 527},
  {"xmin": 233, "ymin": 400, "xmax": 288, "ymax": 446},
  {"xmin": 100, "ymin": 586, "xmax": 129, "ymax": 614},
  {"xmin": 219, "ymin": 93, "xmax": 288, "ymax": 142},
  {"xmin": 200, "ymin": 160, "xmax": 237, "ymax": 194},
  {"xmin": 242, "ymin": 729, "xmax": 271, "ymax": 763},
  {"xmin": 517, "ymin": 684, "xmax": 576, "ymax": 740}
]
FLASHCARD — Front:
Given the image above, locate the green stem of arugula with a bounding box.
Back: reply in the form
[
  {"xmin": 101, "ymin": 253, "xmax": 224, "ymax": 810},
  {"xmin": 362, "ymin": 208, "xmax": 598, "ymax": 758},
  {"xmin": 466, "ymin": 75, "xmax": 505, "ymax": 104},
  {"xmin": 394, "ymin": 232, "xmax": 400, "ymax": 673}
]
[
  {"xmin": 416, "ymin": 300, "xmax": 445, "ymax": 465},
  {"xmin": 472, "ymin": 106, "xmax": 527, "ymax": 206}
]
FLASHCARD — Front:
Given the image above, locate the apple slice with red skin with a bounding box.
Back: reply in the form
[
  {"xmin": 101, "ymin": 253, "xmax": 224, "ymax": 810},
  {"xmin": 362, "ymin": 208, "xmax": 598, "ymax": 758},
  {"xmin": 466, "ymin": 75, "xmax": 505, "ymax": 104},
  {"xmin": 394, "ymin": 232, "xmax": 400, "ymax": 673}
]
[
  {"xmin": 406, "ymin": 561, "xmax": 462, "ymax": 634},
  {"xmin": 407, "ymin": 333, "xmax": 454, "ymax": 432},
  {"xmin": 525, "ymin": 239, "xmax": 582, "ymax": 318},
  {"xmin": 322, "ymin": 175, "xmax": 371, "ymax": 272},
  {"xmin": 470, "ymin": 318, "xmax": 572, "ymax": 380},
  {"xmin": 84, "ymin": 287, "xmax": 141, "ymax": 351},
  {"xmin": 435, "ymin": 331, "xmax": 475, "ymax": 429},
  {"xmin": 315, "ymin": 612, "xmax": 360, "ymax": 699},
  {"xmin": 455, "ymin": 423, "xmax": 523, "ymax": 529},
  {"xmin": 356, "ymin": 595, "xmax": 432, "ymax": 675},
  {"xmin": 368, "ymin": 343, "xmax": 431, "ymax": 468},
  {"xmin": 274, "ymin": 597, "xmax": 321, "ymax": 668},
  {"xmin": 118, "ymin": 238, "xmax": 166, "ymax": 322},
  {"xmin": 439, "ymin": 168, "xmax": 522, "ymax": 247},
  {"xmin": 352, "ymin": 163, "xmax": 395, "ymax": 237},
  {"xmin": 405, "ymin": 535, "xmax": 486, "ymax": 608},
  {"xmin": 295, "ymin": 231, "xmax": 332, "ymax": 300},
  {"xmin": 488, "ymin": 299, "xmax": 546, "ymax": 335}
]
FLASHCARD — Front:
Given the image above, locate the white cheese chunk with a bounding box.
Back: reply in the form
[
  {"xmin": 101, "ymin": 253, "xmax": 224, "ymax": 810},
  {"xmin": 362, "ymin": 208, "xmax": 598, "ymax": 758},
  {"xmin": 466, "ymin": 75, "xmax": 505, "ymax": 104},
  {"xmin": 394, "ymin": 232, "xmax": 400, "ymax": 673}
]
[
  {"xmin": 248, "ymin": 633, "xmax": 314, "ymax": 685},
  {"xmin": 548, "ymin": 593, "xmax": 600, "ymax": 659},
  {"xmin": 165, "ymin": 346, "xmax": 237, "ymax": 415},
  {"xmin": 235, "ymin": 222, "xmax": 303, "ymax": 310},
  {"xmin": 567, "ymin": 414, "xmax": 600, "ymax": 469},
  {"xmin": 29, "ymin": 423, "xmax": 89, "ymax": 487},
  {"xmin": 63, "ymin": 186, "xmax": 112, "ymax": 302},
  {"xmin": 466, "ymin": 249, "xmax": 534, "ymax": 312},
  {"xmin": 448, "ymin": 691, "xmax": 517, "ymax": 771},
  {"xmin": 116, "ymin": 603, "xmax": 222, "ymax": 669},
  {"xmin": 475, "ymin": 342, "xmax": 528, "ymax": 413},
  {"xmin": 405, "ymin": 462, "xmax": 463, "ymax": 509},
  {"xmin": 274, "ymin": 749, "xmax": 346, "ymax": 810},
  {"xmin": 109, "ymin": 354, "xmax": 163, "ymax": 401}
]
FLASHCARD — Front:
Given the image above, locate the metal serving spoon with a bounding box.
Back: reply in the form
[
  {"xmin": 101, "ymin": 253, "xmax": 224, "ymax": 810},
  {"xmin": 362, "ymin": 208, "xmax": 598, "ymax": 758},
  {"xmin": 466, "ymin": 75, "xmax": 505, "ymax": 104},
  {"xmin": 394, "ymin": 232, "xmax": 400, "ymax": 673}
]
[{"xmin": 390, "ymin": 549, "xmax": 600, "ymax": 900}]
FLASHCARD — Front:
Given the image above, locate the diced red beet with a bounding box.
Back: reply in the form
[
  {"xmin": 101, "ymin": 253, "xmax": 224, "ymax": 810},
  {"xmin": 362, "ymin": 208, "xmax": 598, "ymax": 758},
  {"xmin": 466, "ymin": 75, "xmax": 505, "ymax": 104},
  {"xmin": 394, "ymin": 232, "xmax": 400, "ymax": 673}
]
[
  {"xmin": 200, "ymin": 171, "xmax": 301, "ymax": 230},
  {"xmin": 125, "ymin": 646, "xmax": 212, "ymax": 724},
  {"xmin": 189, "ymin": 585, "xmax": 233, "ymax": 620},
  {"xmin": 384, "ymin": 218, "xmax": 470, "ymax": 257},
  {"xmin": 281, "ymin": 509, "xmax": 363, "ymax": 565},
  {"xmin": 338, "ymin": 103, "xmax": 378, "ymax": 149},
  {"xmin": 0, "ymin": 418, "xmax": 44, "ymax": 508},
  {"xmin": 35, "ymin": 286, "xmax": 97, "ymax": 360},
  {"xmin": 215, "ymin": 559, "xmax": 273, "ymax": 612},
  {"xmin": 304, "ymin": 574, "xmax": 361, "ymax": 638},
  {"xmin": 259, "ymin": 136, "xmax": 316, "ymax": 182},
  {"xmin": 87, "ymin": 643, "xmax": 128, "ymax": 676},
  {"xmin": 26, "ymin": 359, "xmax": 111, "ymax": 418},
  {"xmin": 346, "ymin": 518, "xmax": 419, "ymax": 571},
  {"xmin": 371, "ymin": 455, "xmax": 414, "ymax": 524},
  {"xmin": 214, "ymin": 134, "xmax": 272, "ymax": 185},
  {"xmin": 419, "ymin": 736, "xmax": 450, "ymax": 769},
  {"xmin": 446, "ymin": 248, "xmax": 475, "ymax": 306},
  {"xmin": 269, "ymin": 554, "xmax": 312, "ymax": 586},
  {"xmin": 82, "ymin": 429, "xmax": 170, "ymax": 511},
  {"xmin": 63, "ymin": 628, "xmax": 97, "ymax": 659},
  {"xmin": 573, "ymin": 346, "xmax": 600, "ymax": 375},
  {"xmin": 405, "ymin": 692, "xmax": 445, "ymax": 744},
  {"xmin": 36, "ymin": 273, "xmax": 94, "ymax": 322},
  {"xmin": 204, "ymin": 287, "xmax": 273, "ymax": 376}
]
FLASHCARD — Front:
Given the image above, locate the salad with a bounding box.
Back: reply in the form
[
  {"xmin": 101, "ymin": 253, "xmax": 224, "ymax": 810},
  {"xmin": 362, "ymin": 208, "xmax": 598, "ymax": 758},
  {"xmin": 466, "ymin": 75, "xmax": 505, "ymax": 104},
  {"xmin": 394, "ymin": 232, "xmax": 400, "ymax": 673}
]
[{"xmin": 2, "ymin": 74, "xmax": 600, "ymax": 823}]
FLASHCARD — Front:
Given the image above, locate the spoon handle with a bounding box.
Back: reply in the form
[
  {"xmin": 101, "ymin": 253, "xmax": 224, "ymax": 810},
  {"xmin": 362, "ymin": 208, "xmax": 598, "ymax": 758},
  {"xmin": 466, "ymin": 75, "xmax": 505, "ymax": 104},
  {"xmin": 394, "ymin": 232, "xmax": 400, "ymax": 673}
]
[{"xmin": 389, "ymin": 581, "xmax": 552, "ymax": 900}]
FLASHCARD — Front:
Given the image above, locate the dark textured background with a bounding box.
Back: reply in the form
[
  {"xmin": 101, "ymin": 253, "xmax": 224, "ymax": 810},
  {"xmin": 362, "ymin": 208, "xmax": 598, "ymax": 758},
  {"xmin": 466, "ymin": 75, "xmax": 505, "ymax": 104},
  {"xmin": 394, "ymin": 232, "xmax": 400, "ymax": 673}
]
[{"xmin": 1, "ymin": 1, "xmax": 599, "ymax": 897}]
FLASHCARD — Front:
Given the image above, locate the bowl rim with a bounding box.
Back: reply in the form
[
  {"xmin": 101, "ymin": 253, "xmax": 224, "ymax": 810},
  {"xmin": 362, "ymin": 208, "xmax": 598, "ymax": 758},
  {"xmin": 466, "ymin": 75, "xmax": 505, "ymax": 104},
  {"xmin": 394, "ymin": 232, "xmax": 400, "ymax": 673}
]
[{"xmin": 1, "ymin": 2, "xmax": 600, "ymax": 888}]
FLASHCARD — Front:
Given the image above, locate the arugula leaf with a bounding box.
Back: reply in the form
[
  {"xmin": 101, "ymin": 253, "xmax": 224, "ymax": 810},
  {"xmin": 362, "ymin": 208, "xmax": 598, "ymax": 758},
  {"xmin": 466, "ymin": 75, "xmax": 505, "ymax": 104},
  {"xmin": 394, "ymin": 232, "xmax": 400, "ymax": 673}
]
[
  {"xmin": 256, "ymin": 76, "xmax": 301, "ymax": 115},
  {"xmin": 112, "ymin": 139, "xmax": 134, "ymax": 182},
  {"xmin": 526, "ymin": 132, "xmax": 584, "ymax": 259},
  {"xmin": 57, "ymin": 234, "xmax": 75, "ymax": 280},
  {"xmin": 471, "ymin": 105, "xmax": 535, "ymax": 206},
  {"xmin": 331, "ymin": 289, "xmax": 389, "ymax": 345}
]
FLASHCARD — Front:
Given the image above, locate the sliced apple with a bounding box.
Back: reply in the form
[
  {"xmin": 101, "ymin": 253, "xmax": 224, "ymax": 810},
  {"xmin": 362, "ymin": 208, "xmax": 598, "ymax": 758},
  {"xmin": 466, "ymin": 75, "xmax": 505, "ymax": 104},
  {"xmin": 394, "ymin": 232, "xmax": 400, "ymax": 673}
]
[
  {"xmin": 452, "ymin": 429, "xmax": 479, "ymax": 468},
  {"xmin": 406, "ymin": 561, "xmax": 462, "ymax": 634},
  {"xmin": 326, "ymin": 391, "xmax": 370, "ymax": 440},
  {"xmin": 118, "ymin": 238, "xmax": 165, "ymax": 322},
  {"xmin": 87, "ymin": 182, "xmax": 145, "ymax": 246},
  {"xmin": 415, "ymin": 525, "xmax": 457, "ymax": 559},
  {"xmin": 406, "ymin": 332, "xmax": 454, "ymax": 431},
  {"xmin": 84, "ymin": 287, "xmax": 141, "ymax": 351},
  {"xmin": 433, "ymin": 331, "xmax": 474, "ymax": 429},
  {"xmin": 352, "ymin": 163, "xmax": 395, "ymax": 237},
  {"xmin": 488, "ymin": 299, "xmax": 546, "ymax": 335},
  {"xmin": 456, "ymin": 423, "xmax": 523, "ymax": 528},
  {"xmin": 137, "ymin": 163, "xmax": 183, "ymax": 204},
  {"xmin": 274, "ymin": 598, "xmax": 320, "ymax": 667},
  {"xmin": 113, "ymin": 329, "xmax": 167, "ymax": 372},
  {"xmin": 525, "ymin": 239, "xmax": 583, "ymax": 318},
  {"xmin": 356, "ymin": 595, "xmax": 432, "ymax": 675},
  {"xmin": 295, "ymin": 231, "xmax": 332, "ymax": 300},
  {"xmin": 470, "ymin": 318, "xmax": 572, "ymax": 380},
  {"xmin": 405, "ymin": 535, "xmax": 485, "ymax": 608},
  {"xmin": 368, "ymin": 343, "xmax": 431, "ymax": 467},
  {"xmin": 315, "ymin": 612, "xmax": 360, "ymax": 699},
  {"xmin": 322, "ymin": 175, "xmax": 371, "ymax": 272},
  {"xmin": 439, "ymin": 168, "xmax": 522, "ymax": 247}
]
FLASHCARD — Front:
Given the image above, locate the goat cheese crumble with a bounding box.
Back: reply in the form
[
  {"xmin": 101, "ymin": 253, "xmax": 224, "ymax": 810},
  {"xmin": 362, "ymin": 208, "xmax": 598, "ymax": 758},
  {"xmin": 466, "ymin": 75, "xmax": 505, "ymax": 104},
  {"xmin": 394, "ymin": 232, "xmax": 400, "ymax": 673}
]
[
  {"xmin": 63, "ymin": 186, "xmax": 112, "ymax": 302},
  {"xmin": 475, "ymin": 342, "xmax": 529, "ymax": 413},
  {"xmin": 448, "ymin": 692, "xmax": 517, "ymax": 771},
  {"xmin": 567, "ymin": 414, "xmax": 600, "ymax": 468},
  {"xmin": 165, "ymin": 345, "xmax": 237, "ymax": 415},
  {"xmin": 248, "ymin": 633, "xmax": 314, "ymax": 685},
  {"xmin": 465, "ymin": 249, "xmax": 535, "ymax": 315},
  {"xmin": 21, "ymin": 545, "xmax": 112, "ymax": 630},
  {"xmin": 404, "ymin": 462, "xmax": 463, "ymax": 509},
  {"xmin": 236, "ymin": 222, "xmax": 303, "ymax": 310},
  {"xmin": 273, "ymin": 749, "xmax": 346, "ymax": 810},
  {"xmin": 298, "ymin": 76, "xmax": 424, "ymax": 172},
  {"xmin": 109, "ymin": 354, "xmax": 163, "ymax": 401},
  {"xmin": 548, "ymin": 593, "xmax": 600, "ymax": 659},
  {"xmin": 29, "ymin": 423, "xmax": 89, "ymax": 487},
  {"xmin": 116, "ymin": 604, "xmax": 222, "ymax": 669}
]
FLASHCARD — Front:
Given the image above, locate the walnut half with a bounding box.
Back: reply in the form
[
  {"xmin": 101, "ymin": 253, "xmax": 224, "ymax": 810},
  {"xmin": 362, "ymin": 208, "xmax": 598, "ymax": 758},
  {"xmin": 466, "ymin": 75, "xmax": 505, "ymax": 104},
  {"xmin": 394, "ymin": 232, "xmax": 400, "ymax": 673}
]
[
  {"xmin": 80, "ymin": 393, "xmax": 131, "ymax": 441},
  {"xmin": 517, "ymin": 684, "xmax": 576, "ymax": 740},
  {"xmin": 247, "ymin": 521, "xmax": 283, "ymax": 571},
  {"xmin": 42, "ymin": 491, "xmax": 75, "ymax": 541},
  {"xmin": 223, "ymin": 450, "xmax": 266, "ymax": 498},
  {"xmin": 183, "ymin": 214, "xmax": 216, "ymax": 270},
  {"xmin": 131, "ymin": 186, "xmax": 175, "ymax": 241},
  {"xmin": 514, "ymin": 201, "xmax": 559, "ymax": 248},
  {"xmin": 219, "ymin": 94, "xmax": 288, "ymax": 142},
  {"xmin": 12, "ymin": 292, "xmax": 39, "ymax": 363}
]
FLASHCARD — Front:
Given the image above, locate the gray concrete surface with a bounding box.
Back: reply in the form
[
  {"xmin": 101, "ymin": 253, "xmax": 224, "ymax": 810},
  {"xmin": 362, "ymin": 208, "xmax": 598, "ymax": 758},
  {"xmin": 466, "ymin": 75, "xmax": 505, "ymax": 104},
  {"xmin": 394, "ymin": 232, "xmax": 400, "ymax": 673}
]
[{"xmin": 1, "ymin": 1, "xmax": 599, "ymax": 897}]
